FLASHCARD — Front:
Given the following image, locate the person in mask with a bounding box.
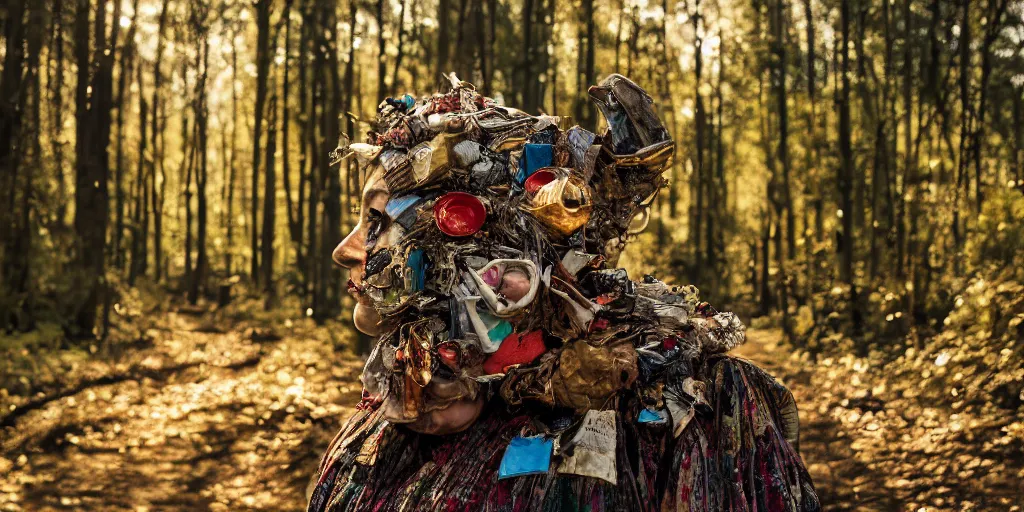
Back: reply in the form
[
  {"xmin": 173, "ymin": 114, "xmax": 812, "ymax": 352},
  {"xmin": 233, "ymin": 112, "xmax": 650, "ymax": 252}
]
[{"xmin": 308, "ymin": 74, "xmax": 819, "ymax": 512}]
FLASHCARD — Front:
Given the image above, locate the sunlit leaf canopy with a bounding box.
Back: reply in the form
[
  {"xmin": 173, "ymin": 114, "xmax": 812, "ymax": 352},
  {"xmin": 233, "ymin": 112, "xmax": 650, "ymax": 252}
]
[{"xmin": 0, "ymin": 0, "xmax": 1022, "ymax": 326}]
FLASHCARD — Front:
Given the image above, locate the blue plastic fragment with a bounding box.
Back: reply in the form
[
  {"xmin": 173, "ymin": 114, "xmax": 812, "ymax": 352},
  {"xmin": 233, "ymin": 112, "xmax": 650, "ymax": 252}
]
[
  {"xmin": 638, "ymin": 408, "xmax": 669, "ymax": 424},
  {"xmin": 515, "ymin": 143, "xmax": 554, "ymax": 184},
  {"xmin": 498, "ymin": 435, "xmax": 553, "ymax": 479},
  {"xmin": 385, "ymin": 194, "xmax": 423, "ymax": 229},
  {"xmin": 406, "ymin": 249, "xmax": 426, "ymax": 292},
  {"xmin": 487, "ymin": 320, "xmax": 513, "ymax": 345},
  {"xmin": 385, "ymin": 94, "xmax": 416, "ymax": 111}
]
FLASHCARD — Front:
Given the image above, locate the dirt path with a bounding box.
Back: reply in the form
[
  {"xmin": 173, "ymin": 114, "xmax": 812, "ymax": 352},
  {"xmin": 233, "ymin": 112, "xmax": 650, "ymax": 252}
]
[
  {"xmin": 1, "ymin": 308, "xmax": 363, "ymax": 511},
  {"xmin": 735, "ymin": 329, "xmax": 900, "ymax": 511},
  {"xmin": 1, "ymin": 313, "xmax": 905, "ymax": 511}
]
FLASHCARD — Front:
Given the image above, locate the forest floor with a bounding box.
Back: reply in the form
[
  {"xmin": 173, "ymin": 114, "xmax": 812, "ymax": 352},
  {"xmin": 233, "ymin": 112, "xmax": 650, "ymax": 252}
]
[{"xmin": 0, "ymin": 298, "xmax": 1014, "ymax": 511}]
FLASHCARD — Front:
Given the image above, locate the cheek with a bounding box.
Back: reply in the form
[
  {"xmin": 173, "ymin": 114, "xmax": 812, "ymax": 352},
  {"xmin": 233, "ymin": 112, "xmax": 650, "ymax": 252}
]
[
  {"xmin": 353, "ymin": 303, "xmax": 382, "ymax": 335},
  {"xmin": 376, "ymin": 223, "xmax": 404, "ymax": 250}
]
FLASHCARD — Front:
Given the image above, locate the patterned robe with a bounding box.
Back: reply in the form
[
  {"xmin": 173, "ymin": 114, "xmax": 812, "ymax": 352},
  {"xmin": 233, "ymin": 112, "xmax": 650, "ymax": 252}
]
[{"xmin": 308, "ymin": 356, "xmax": 820, "ymax": 512}]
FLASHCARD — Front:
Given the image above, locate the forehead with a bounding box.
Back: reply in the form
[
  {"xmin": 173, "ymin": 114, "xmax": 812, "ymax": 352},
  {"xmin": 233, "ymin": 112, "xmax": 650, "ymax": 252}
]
[{"xmin": 361, "ymin": 164, "xmax": 389, "ymax": 202}]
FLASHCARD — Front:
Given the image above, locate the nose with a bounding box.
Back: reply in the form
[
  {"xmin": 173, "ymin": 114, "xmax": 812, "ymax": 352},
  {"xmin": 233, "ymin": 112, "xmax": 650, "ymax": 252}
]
[{"xmin": 333, "ymin": 226, "xmax": 366, "ymax": 269}]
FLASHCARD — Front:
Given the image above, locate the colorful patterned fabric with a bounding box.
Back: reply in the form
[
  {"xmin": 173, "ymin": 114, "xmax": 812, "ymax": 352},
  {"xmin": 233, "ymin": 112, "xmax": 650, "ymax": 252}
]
[{"xmin": 308, "ymin": 356, "xmax": 820, "ymax": 512}]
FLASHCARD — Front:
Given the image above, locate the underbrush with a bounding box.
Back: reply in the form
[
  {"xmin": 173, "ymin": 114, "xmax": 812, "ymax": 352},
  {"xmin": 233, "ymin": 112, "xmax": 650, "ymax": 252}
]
[{"xmin": 781, "ymin": 189, "xmax": 1024, "ymax": 508}]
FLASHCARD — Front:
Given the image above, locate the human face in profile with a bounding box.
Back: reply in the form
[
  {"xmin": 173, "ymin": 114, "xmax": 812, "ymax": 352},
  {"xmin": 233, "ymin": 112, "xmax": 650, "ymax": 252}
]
[
  {"xmin": 333, "ymin": 166, "xmax": 389, "ymax": 336},
  {"xmin": 332, "ymin": 165, "xmax": 484, "ymax": 434}
]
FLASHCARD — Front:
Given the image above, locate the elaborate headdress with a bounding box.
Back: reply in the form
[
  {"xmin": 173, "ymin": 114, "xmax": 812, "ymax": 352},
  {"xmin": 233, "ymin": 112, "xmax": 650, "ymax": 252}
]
[{"xmin": 337, "ymin": 74, "xmax": 744, "ymax": 435}]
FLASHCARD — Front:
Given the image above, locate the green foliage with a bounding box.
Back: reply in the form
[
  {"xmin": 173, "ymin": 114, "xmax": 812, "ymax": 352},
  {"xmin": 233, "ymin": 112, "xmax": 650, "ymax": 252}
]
[{"xmin": 965, "ymin": 187, "xmax": 1024, "ymax": 273}]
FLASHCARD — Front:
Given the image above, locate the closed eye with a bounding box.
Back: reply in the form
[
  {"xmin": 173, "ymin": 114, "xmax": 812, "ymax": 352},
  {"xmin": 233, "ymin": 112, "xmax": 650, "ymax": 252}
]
[{"xmin": 365, "ymin": 208, "xmax": 390, "ymax": 249}]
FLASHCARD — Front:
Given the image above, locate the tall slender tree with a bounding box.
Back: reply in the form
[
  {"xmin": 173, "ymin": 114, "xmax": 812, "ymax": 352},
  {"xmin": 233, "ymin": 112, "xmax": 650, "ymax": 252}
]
[{"xmin": 251, "ymin": 0, "xmax": 273, "ymax": 285}]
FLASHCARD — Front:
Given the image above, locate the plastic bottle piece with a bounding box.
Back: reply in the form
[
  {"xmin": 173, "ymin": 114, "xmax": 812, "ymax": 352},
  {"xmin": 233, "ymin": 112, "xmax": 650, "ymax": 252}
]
[
  {"xmin": 523, "ymin": 173, "xmax": 593, "ymax": 235},
  {"xmin": 524, "ymin": 169, "xmax": 558, "ymax": 195},
  {"xmin": 565, "ymin": 126, "xmax": 597, "ymax": 169},
  {"xmin": 466, "ymin": 259, "xmax": 541, "ymax": 317},
  {"xmin": 497, "ymin": 435, "xmax": 553, "ymax": 479},
  {"xmin": 486, "ymin": 320, "xmax": 513, "ymax": 343},
  {"xmin": 556, "ymin": 409, "xmax": 618, "ymax": 483},
  {"xmin": 452, "ymin": 140, "xmax": 484, "ymax": 167},
  {"xmin": 560, "ymin": 250, "xmax": 597, "ymax": 275}
]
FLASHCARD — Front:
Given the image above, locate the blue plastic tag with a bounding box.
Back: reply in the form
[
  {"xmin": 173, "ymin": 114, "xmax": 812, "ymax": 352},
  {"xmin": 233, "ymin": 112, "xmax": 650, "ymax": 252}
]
[
  {"xmin": 515, "ymin": 143, "xmax": 554, "ymax": 184},
  {"xmin": 405, "ymin": 249, "xmax": 427, "ymax": 292},
  {"xmin": 498, "ymin": 435, "xmax": 553, "ymax": 479},
  {"xmin": 638, "ymin": 408, "xmax": 669, "ymax": 424}
]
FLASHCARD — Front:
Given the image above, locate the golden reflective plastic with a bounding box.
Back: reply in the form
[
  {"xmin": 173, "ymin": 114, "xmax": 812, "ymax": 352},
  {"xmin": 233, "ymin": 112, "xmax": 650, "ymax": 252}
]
[
  {"xmin": 522, "ymin": 168, "xmax": 593, "ymax": 235},
  {"xmin": 604, "ymin": 139, "xmax": 675, "ymax": 174}
]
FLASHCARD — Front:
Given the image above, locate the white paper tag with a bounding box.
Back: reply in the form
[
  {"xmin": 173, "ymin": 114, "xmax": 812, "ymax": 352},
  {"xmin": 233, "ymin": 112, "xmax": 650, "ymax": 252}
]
[{"xmin": 556, "ymin": 409, "xmax": 617, "ymax": 484}]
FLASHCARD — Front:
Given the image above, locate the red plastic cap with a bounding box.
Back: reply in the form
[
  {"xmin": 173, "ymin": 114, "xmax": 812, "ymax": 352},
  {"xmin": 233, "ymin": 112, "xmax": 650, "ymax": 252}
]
[
  {"xmin": 433, "ymin": 192, "xmax": 487, "ymax": 237},
  {"xmin": 524, "ymin": 169, "xmax": 557, "ymax": 195}
]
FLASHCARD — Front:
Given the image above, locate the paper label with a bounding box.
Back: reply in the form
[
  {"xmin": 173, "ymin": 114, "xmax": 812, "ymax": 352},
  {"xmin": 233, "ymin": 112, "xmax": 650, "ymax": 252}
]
[{"xmin": 556, "ymin": 409, "xmax": 617, "ymax": 484}]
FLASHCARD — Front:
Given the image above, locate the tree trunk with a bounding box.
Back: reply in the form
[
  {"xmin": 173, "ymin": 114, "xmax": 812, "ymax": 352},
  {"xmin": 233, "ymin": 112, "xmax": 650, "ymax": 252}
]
[
  {"xmin": 73, "ymin": 0, "xmax": 118, "ymax": 337},
  {"xmin": 261, "ymin": 92, "xmax": 277, "ymax": 306},
  {"xmin": 583, "ymin": 0, "xmax": 596, "ymax": 128},
  {"xmin": 252, "ymin": 0, "xmax": 273, "ymax": 285},
  {"xmin": 972, "ymin": 0, "xmax": 1010, "ymax": 212},
  {"xmin": 953, "ymin": 0, "xmax": 971, "ymax": 275},
  {"xmin": 391, "ymin": 0, "xmax": 408, "ymax": 95},
  {"xmin": 0, "ymin": 0, "xmax": 28, "ymax": 308},
  {"xmin": 191, "ymin": 20, "xmax": 211, "ymax": 306},
  {"xmin": 151, "ymin": 0, "xmax": 170, "ymax": 282},
  {"xmin": 129, "ymin": 61, "xmax": 148, "ymax": 286},
  {"xmin": 51, "ymin": 0, "xmax": 69, "ymax": 226},
  {"xmin": 773, "ymin": 0, "xmax": 796, "ymax": 263},
  {"xmin": 473, "ymin": 0, "xmax": 487, "ymax": 96},
  {"xmin": 376, "ymin": 0, "xmax": 387, "ymax": 103},
  {"xmin": 313, "ymin": 0, "xmax": 342, "ymax": 323},
  {"xmin": 114, "ymin": 0, "xmax": 141, "ymax": 271},
  {"xmin": 453, "ymin": 0, "xmax": 470, "ymax": 79},
  {"xmin": 184, "ymin": 120, "xmax": 195, "ymax": 302},
  {"xmin": 692, "ymin": 1, "xmax": 706, "ymax": 282},
  {"xmin": 435, "ymin": 0, "xmax": 450, "ymax": 83},
  {"xmin": 838, "ymin": 0, "xmax": 857, "ymax": 329},
  {"xmin": 522, "ymin": 0, "xmax": 535, "ymax": 111},
  {"xmin": 226, "ymin": 33, "xmax": 239, "ymax": 276},
  {"xmin": 759, "ymin": 211, "xmax": 773, "ymax": 314},
  {"xmin": 283, "ymin": 5, "xmax": 303, "ymax": 279}
]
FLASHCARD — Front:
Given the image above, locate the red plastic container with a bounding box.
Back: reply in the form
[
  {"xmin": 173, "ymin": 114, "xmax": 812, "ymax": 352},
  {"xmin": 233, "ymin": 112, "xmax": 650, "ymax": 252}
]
[{"xmin": 433, "ymin": 192, "xmax": 487, "ymax": 237}]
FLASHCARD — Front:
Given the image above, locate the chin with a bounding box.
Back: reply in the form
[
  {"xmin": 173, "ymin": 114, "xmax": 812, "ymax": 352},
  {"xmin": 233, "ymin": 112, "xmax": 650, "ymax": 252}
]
[
  {"xmin": 353, "ymin": 303, "xmax": 382, "ymax": 336},
  {"xmin": 405, "ymin": 397, "xmax": 485, "ymax": 435}
]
